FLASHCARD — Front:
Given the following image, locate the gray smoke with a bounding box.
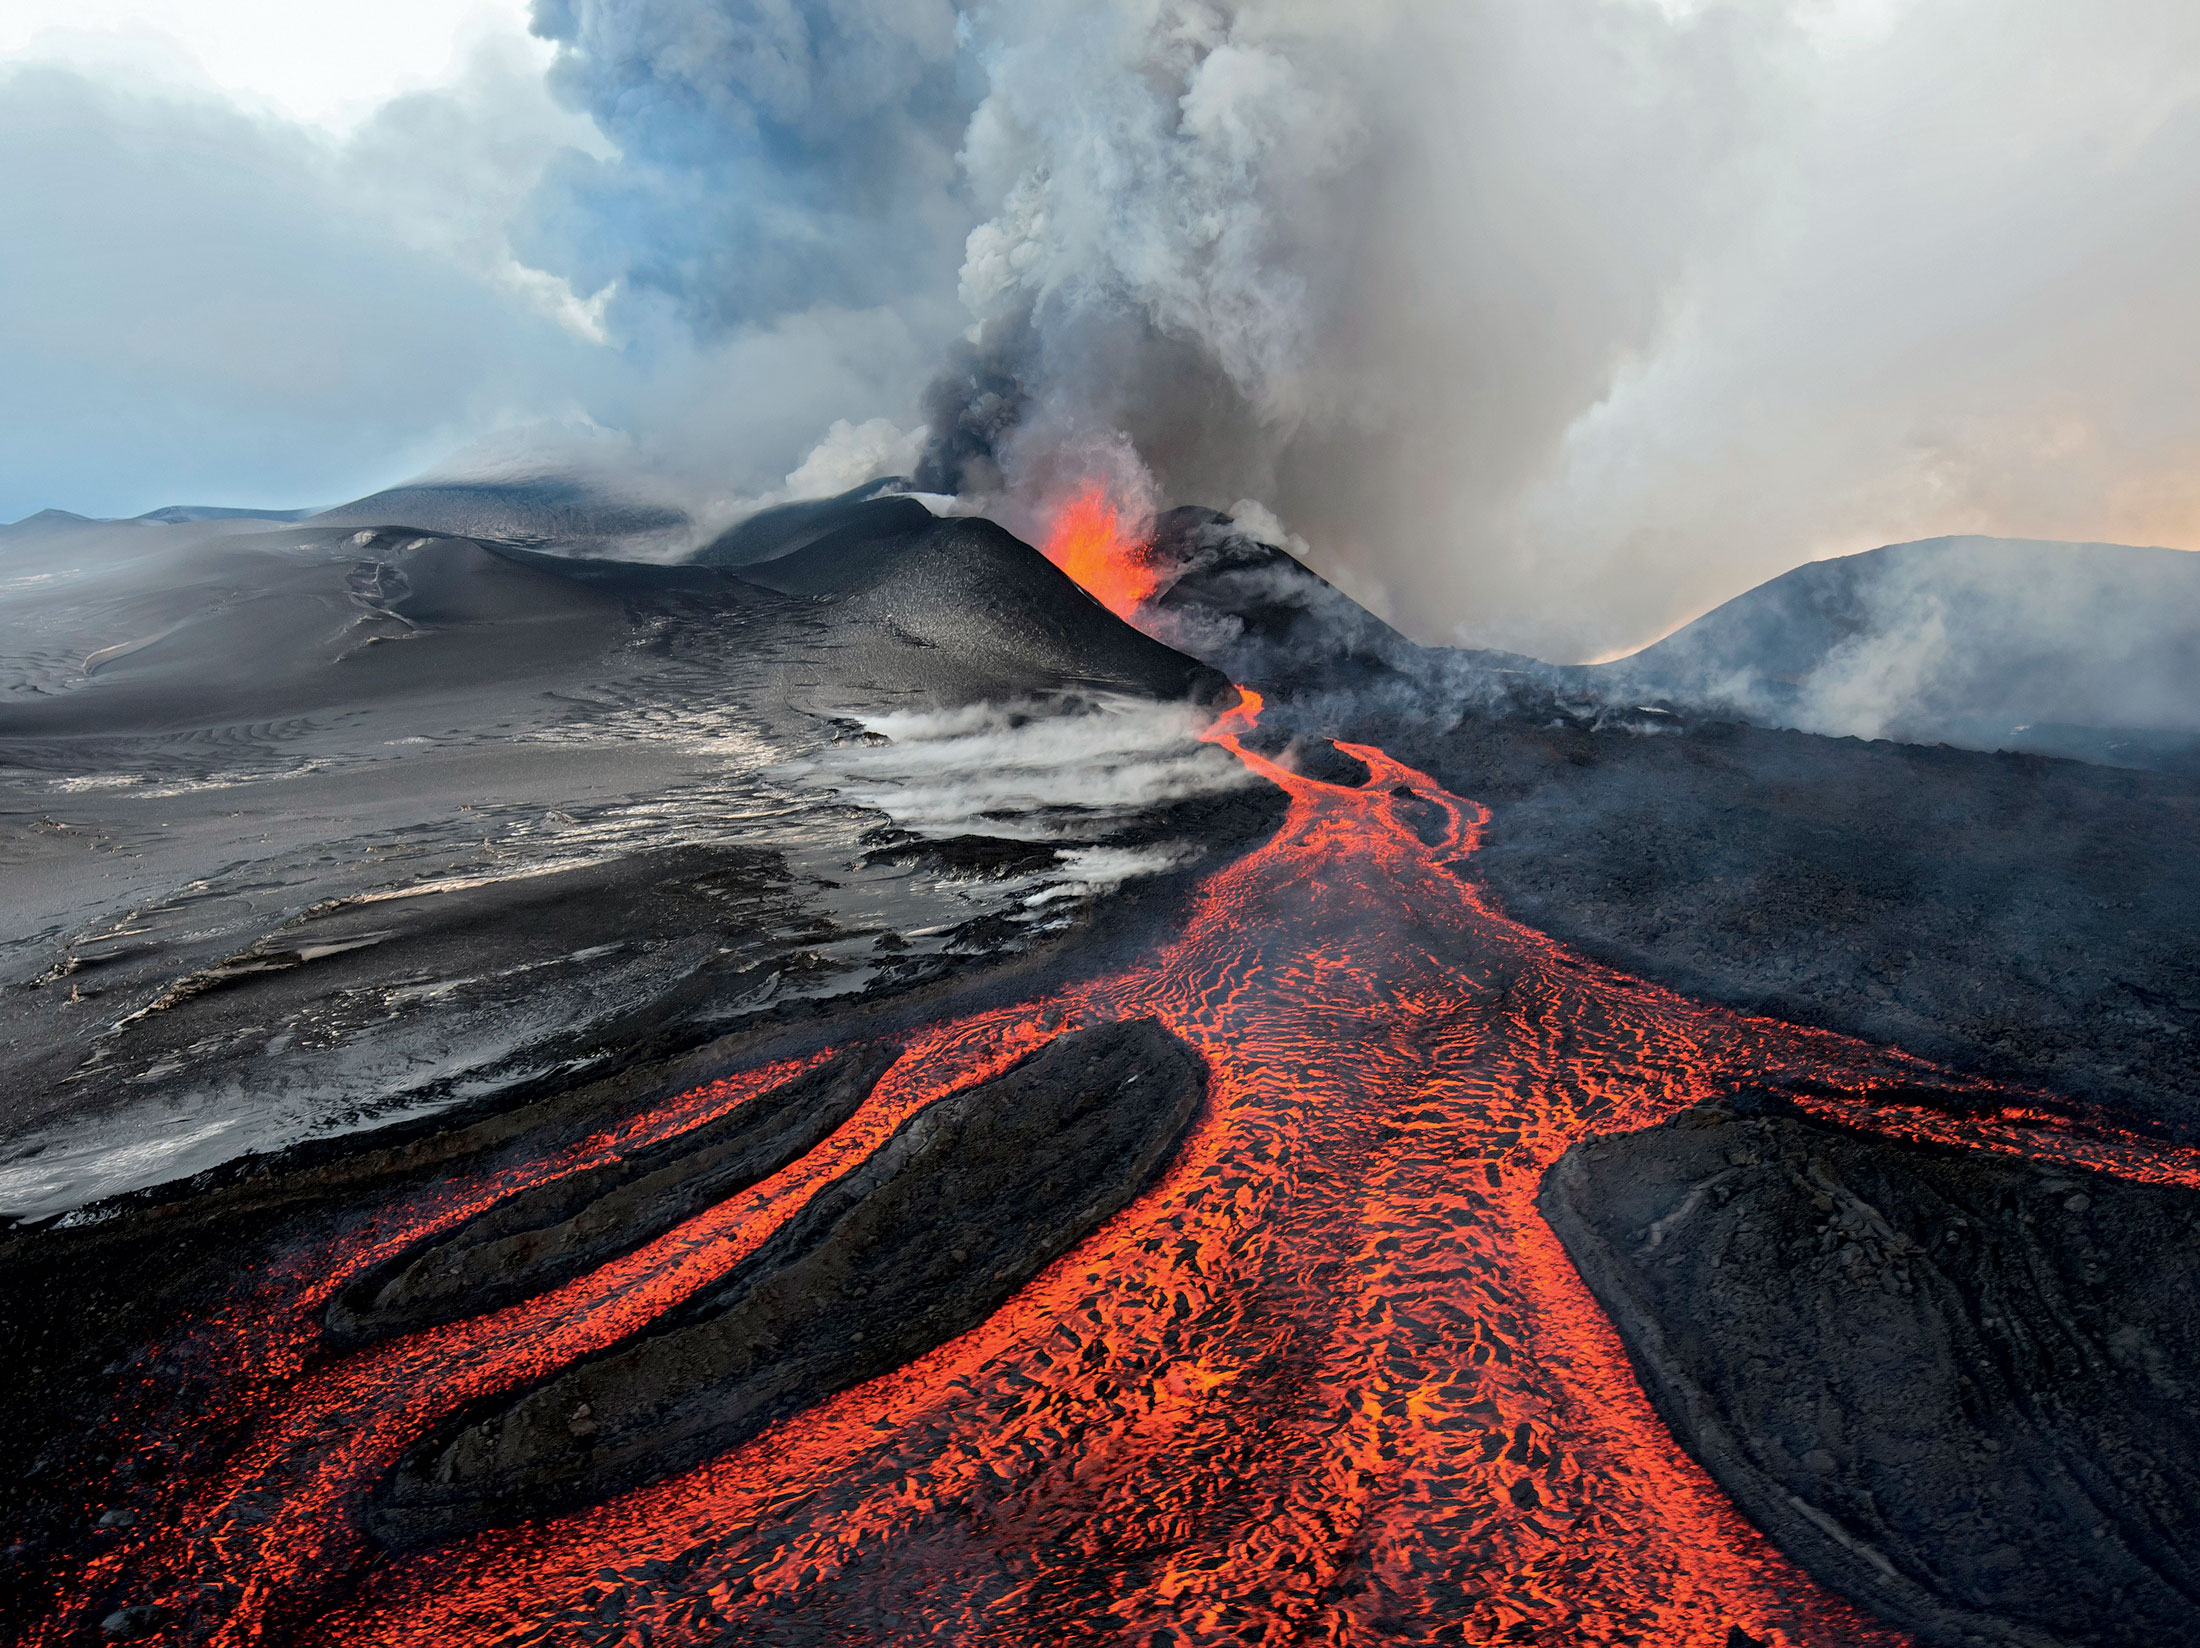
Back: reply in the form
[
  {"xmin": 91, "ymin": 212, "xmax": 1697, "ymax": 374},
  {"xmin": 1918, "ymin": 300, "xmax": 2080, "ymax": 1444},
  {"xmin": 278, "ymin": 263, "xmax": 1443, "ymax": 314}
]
[
  {"xmin": 511, "ymin": 0, "xmax": 1771, "ymax": 592},
  {"xmin": 15, "ymin": 1, "xmax": 2197, "ymax": 667},
  {"xmin": 929, "ymin": 2, "xmax": 2200, "ymax": 671},
  {"xmin": 1596, "ymin": 536, "xmax": 2200, "ymax": 754},
  {"xmin": 521, "ymin": 0, "xmax": 973, "ymax": 334}
]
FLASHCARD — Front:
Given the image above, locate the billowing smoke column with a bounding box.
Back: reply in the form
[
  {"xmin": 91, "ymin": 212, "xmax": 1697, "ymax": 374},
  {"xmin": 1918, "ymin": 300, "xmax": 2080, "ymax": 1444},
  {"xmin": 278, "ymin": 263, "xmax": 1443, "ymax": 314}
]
[
  {"xmin": 522, "ymin": 0, "xmax": 973, "ymax": 336},
  {"xmin": 521, "ymin": 0, "xmax": 1381, "ymax": 550},
  {"xmin": 514, "ymin": 0, "xmax": 1752, "ymax": 646},
  {"xmin": 917, "ymin": 1, "xmax": 1371, "ymax": 515},
  {"xmin": 516, "ymin": 1, "xmax": 2200, "ymax": 661}
]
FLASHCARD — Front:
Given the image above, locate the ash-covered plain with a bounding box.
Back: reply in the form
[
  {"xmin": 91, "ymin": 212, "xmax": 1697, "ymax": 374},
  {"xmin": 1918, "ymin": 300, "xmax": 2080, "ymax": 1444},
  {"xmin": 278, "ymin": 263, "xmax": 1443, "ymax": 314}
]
[{"xmin": 0, "ymin": 490, "xmax": 1258, "ymax": 1219}]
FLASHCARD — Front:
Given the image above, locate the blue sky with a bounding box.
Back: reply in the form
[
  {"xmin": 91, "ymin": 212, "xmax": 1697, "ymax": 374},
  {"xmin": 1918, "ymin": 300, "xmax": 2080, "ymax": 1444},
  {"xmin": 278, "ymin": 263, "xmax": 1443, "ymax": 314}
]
[{"xmin": 2, "ymin": 3, "xmax": 595, "ymax": 517}]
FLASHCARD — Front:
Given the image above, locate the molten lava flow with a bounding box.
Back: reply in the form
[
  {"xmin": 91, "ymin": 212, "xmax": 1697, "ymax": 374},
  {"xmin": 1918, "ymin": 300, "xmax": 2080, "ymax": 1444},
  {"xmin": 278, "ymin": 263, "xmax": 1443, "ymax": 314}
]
[
  {"xmin": 1042, "ymin": 484, "xmax": 1157, "ymax": 618},
  {"xmin": 33, "ymin": 698, "xmax": 2200, "ymax": 1647},
  {"xmin": 1208, "ymin": 683, "xmax": 1264, "ymax": 742}
]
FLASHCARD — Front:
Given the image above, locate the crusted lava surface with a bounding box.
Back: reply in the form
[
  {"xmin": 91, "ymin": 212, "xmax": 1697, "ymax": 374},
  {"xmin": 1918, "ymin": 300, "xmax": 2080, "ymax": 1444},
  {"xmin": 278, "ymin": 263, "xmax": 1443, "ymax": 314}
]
[
  {"xmin": 325, "ymin": 1045, "xmax": 903, "ymax": 1348},
  {"xmin": 1412, "ymin": 711, "xmax": 2200, "ymax": 1130},
  {"xmin": 1541, "ymin": 1094, "xmax": 2200, "ymax": 1648},
  {"xmin": 373, "ymin": 1018, "xmax": 1204, "ymax": 1544}
]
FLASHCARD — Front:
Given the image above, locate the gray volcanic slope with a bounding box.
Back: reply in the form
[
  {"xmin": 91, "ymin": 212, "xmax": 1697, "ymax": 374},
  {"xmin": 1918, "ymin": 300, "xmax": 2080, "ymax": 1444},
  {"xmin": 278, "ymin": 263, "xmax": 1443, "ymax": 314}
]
[
  {"xmin": 1141, "ymin": 504, "xmax": 1425, "ymax": 692},
  {"xmin": 0, "ymin": 494, "xmax": 1260, "ymax": 1218},
  {"xmin": 1408, "ymin": 708, "xmax": 2200, "ymax": 1128},
  {"xmin": 312, "ymin": 477, "xmax": 690, "ymax": 552},
  {"xmin": 1590, "ymin": 535, "xmax": 2200, "ymax": 770}
]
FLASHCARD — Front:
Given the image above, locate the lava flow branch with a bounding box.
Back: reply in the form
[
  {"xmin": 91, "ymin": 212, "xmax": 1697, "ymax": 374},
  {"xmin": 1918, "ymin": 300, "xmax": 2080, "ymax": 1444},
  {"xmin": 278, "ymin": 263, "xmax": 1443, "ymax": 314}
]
[{"xmin": 34, "ymin": 647, "xmax": 2200, "ymax": 1643}]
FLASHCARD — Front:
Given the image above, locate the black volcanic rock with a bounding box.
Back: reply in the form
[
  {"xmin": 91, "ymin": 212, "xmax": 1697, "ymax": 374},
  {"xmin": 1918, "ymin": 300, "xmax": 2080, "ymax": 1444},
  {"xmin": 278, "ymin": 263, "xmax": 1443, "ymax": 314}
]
[
  {"xmin": 325, "ymin": 1045, "xmax": 900, "ymax": 1347},
  {"xmin": 1239, "ymin": 728, "xmax": 1372, "ymax": 787},
  {"xmin": 858, "ymin": 833, "xmax": 1064, "ymax": 878},
  {"xmin": 1414, "ymin": 713, "xmax": 2200, "ymax": 1128},
  {"xmin": 1142, "ymin": 505, "xmax": 1422, "ymax": 693},
  {"xmin": 738, "ymin": 507, "xmax": 1230, "ymax": 706},
  {"xmin": 1541, "ymin": 1098, "xmax": 2200, "ymax": 1648},
  {"xmin": 372, "ymin": 1018, "xmax": 1204, "ymax": 1544}
]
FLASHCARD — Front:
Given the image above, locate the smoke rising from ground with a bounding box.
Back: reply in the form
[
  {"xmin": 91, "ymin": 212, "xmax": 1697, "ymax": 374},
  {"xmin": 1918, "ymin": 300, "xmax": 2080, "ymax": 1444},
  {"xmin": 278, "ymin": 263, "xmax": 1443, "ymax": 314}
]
[
  {"xmin": 1598, "ymin": 536, "xmax": 2200, "ymax": 752},
  {"xmin": 808, "ymin": 696, "xmax": 1258, "ymax": 844},
  {"xmin": 928, "ymin": 0, "xmax": 2200, "ymax": 664}
]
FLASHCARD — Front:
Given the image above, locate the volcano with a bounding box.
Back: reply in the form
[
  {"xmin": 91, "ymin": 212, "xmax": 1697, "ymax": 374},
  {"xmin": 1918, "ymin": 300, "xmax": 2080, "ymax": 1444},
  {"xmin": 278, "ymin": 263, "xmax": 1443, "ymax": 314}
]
[
  {"xmin": 3, "ymin": 484, "xmax": 2198, "ymax": 1648},
  {"xmin": 1588, "ymin": 535, "xmax": 2200, "ymax": 773}
]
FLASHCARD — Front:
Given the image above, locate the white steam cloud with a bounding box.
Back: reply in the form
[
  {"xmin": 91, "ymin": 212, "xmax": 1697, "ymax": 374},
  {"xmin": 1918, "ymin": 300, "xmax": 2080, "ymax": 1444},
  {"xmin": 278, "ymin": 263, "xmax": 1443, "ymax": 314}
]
[
  {"xmin": 935, "ymin": 0, "xmax": 2200, "ymax": 663},
  {"xmin": 806, "ymin": 695, "xmax": 1257, "ymax": 844},
  {"xmin": 1607, "ymin": 535, "xmax": 2200, "ymax": 746}
]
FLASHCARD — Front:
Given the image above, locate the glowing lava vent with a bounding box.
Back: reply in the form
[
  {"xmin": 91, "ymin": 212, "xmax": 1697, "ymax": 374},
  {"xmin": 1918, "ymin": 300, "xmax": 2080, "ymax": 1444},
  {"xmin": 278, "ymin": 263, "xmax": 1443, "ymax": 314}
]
[{"xmin": 1042, "ymin": 483, "xmax": 1157, "ymax": 619}]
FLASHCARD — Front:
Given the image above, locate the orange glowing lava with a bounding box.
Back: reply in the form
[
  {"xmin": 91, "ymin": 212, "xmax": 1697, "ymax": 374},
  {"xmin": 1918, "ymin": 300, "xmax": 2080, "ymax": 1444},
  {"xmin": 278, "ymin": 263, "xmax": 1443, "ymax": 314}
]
[
  {"xmin": 1043, "ymin": 484, "xmax": 1156, "ymax": 618},
  {"xmin": 32, "ymin": 696, "xmax": 2200, "ymax": 1648}
]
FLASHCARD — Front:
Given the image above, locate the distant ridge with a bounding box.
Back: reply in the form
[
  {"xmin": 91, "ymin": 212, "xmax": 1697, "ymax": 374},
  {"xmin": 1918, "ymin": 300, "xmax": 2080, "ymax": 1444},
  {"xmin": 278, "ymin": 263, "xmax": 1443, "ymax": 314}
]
[
  {"xmin": 135, "ymin": 505, "xmax": 316, "ymax": 524},
  {"xmin": 314, "ymin": 478, "xmax": 687, "ymax": 548},
  {"xmin": 1590, "ymin": 535, "xmax": 2200, "ymax": 772},
  {"xmin": 0, "ymin": 508, "xmax": 97, "ymax": 535},
  {"xmin": 2, "ymin": 504, "xmax": 315, "ymax": 534}
]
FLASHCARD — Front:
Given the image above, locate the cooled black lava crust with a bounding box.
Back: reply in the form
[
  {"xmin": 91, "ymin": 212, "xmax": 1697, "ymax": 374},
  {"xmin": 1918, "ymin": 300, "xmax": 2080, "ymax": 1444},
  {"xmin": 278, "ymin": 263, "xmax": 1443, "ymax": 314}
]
[
  {"xmin": 325, "ymin": 1045, "xmax": 904, "ymax": 1347},
  {"xmin": 1541, "ymin": 1096, "xmax": 2200, "ymax": 1648},
  {"xmin": 373, "ymin": 1018, "xmax": 1206, "ymax": 1545},
  {"xmin": 1411, "ymin": 713, "xmax": 2200, "ymax": 1131}
]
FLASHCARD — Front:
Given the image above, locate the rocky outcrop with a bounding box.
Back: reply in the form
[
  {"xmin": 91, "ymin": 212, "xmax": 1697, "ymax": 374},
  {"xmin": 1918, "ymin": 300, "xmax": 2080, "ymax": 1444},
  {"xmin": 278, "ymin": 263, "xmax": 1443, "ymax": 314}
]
[
  {"xmin": 373, "ymin": 1018, "xmax": 1205, "ymax": 1544},
  {"xmin": 1540, "ymin": 1095, "xmax": 2200, "ymax": 1648},
  {"xmin": 1143, "ymin": 506, "xmax": 1422, "ymax": 695},
  {"xmin": 1238, "ymin": 728, "xmax": 1372, "ymax": 788}
]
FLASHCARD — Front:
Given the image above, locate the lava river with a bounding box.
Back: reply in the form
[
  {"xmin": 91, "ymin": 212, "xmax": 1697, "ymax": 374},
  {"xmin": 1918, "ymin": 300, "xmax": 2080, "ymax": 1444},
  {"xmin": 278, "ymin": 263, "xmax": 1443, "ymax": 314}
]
[{"xmin": 35, "ymin": 693, "xmax": 2200, "ymax": 1648}]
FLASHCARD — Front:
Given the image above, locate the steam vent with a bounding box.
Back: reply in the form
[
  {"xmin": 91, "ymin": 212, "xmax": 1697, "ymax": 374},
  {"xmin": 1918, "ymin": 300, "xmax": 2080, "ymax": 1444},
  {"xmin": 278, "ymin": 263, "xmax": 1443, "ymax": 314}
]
[{"xmin": 8, "ymin": 8, "xmax": 2200, "ymax": 1647}]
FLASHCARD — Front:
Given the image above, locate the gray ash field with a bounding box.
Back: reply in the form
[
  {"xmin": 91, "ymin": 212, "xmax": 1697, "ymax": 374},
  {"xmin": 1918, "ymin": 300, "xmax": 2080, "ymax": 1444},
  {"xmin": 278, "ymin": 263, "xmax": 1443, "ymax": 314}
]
[{"xmin": 0, "ymin": 495, "xmax": 1254, "ymax": 1218}]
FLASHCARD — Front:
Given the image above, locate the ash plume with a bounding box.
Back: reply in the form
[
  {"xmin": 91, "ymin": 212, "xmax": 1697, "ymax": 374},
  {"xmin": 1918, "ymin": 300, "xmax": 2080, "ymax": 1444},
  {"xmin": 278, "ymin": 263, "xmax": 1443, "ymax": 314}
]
[
  {"xmin": 500, "ymin": 0, "xmax": 2200, "ymax": 671},
  {"xmin": 27, "ymin": 1, "xmax": 2195, "ymax": 668},
  {"xmin": 910, "ymin": 315, "xmax": 1035, "ymax": 499},
  {"xmin": 522, "ymin": 0, "xmax": 973, "ymax": 335}
]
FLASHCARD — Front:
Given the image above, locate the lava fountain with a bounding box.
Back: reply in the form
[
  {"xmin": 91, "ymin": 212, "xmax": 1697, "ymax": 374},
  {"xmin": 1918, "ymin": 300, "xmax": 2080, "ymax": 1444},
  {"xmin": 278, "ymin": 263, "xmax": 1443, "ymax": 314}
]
[
  {"xmin": 30, "ymin": 696, "xmax": 2200, "ymax": 1647},
  {"xmin": 1042, "ymin": 483, "xmax": 1158, "ymax": 619}
]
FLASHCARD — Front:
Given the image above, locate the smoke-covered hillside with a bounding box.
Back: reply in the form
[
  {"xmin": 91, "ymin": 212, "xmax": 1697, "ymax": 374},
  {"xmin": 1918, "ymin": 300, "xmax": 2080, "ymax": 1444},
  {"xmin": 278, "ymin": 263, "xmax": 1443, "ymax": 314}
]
[{"xmin": 1590, "ymin": 536, "xmax": 2200, "ymax": 771}]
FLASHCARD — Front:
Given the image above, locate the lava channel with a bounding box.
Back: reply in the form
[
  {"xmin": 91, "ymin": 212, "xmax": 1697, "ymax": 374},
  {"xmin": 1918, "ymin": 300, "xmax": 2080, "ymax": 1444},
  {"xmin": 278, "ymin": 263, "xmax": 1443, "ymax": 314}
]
[{"xmin": 34, "ymin": 691, "xmax": 2200, "ymax": 1648}]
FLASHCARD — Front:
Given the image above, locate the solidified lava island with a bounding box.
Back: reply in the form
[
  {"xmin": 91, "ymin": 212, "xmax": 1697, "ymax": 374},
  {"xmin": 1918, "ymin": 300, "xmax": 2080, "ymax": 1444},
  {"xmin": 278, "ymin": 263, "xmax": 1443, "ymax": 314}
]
[{"xmin": 4, "ymin": 480, "xmax": 2198, "ymax": 1648}]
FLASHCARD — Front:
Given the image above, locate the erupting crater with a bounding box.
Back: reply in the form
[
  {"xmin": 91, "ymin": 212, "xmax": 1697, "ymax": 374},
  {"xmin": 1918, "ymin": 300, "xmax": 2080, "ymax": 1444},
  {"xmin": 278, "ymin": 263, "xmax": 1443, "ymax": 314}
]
[
  {"xmin": 1042, "ymin": 484, "xmax": 1159, "ymax": 620},
  {"xmin": 34, "ymin": 682, "xmax": 2200, "ymax": 1648}
]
